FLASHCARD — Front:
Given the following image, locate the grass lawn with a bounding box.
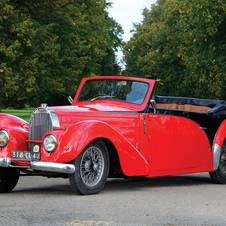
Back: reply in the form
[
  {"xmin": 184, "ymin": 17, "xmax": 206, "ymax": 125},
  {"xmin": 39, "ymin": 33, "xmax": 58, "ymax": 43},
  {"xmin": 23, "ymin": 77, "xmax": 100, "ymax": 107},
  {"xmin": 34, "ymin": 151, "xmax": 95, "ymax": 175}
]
[{"xmin": 0, "ymin": 108, "xmax": 35, "ymax": 123}]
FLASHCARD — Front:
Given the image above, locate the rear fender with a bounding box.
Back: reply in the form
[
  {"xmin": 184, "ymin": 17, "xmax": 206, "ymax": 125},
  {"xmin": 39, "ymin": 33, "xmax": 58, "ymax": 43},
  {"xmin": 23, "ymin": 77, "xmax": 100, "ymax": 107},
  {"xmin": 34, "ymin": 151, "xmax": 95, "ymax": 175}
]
[
  {"xmin": 213, "ymin": 119, "xmax": 226, "ymax": 148},
  {"xmin": 45, "ymin": 120, "xmax": 148, "ymax": 176},
  {"xmin": 212, "ymin": 119, "xmax": 226, "ymax": 170}
]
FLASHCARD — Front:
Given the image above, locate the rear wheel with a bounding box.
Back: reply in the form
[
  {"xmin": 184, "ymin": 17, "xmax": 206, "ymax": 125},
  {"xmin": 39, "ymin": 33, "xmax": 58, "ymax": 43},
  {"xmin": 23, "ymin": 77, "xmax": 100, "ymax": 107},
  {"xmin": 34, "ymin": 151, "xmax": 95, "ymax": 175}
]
[
  {"xmin": 209, "ymin": 142, "xmax": 226, "ymax": 184},
  {"xmin": 69, "ymin": 139, "xmax": 109, "ymax": 195},
  {"xmin": 0, "ymin": 168, "xmax": 20, "ymax": 193}
]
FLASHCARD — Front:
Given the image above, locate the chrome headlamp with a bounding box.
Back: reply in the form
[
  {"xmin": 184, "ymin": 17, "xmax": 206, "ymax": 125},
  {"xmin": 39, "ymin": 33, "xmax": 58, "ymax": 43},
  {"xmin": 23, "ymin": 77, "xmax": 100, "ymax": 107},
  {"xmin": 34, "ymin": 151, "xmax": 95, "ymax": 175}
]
[
  {"xmin": 43, "ymin": 135, "xmax": 57, "ymax": 153},
  {"xmin": 0, "ymin": 130, "xmax": 9, "ymax": 147}
]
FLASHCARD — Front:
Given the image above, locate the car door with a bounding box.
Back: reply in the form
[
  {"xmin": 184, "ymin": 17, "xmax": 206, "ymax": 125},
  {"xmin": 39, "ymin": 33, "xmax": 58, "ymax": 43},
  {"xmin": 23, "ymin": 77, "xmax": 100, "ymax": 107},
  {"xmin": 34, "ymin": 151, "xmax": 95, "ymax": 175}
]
[{"xmin": 147, "ymin": 113, "xmax": 212, "ymax": 174}]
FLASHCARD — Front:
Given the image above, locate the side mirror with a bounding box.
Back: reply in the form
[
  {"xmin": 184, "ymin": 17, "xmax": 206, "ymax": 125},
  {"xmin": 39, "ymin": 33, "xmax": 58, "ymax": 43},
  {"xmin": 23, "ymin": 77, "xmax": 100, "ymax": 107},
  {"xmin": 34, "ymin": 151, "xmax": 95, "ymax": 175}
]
[
  {"xmin": 150, "ymin": 100, "xmax": 156, "ymax": 113},
  {"xmin": 67, "ymin": 96, "xmax": 73, "ymax": 104}
]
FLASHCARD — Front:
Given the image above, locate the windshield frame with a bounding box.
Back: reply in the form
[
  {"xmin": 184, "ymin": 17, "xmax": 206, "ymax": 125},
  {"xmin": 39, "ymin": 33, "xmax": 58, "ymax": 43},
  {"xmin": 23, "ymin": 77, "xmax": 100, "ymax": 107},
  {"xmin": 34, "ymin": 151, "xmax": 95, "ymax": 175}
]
[
  {"xmin": 73, "ymin": 76, "xmax": 156, "ymax": 112},
  {"xmin": 77, "ymin": 79, "xmax": 150, "ymax": 105}
]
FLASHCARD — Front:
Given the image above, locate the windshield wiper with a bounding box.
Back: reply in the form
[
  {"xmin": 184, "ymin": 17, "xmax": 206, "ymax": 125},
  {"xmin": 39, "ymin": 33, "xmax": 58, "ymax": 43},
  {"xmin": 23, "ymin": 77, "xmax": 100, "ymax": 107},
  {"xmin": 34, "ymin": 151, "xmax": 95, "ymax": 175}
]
[{"xmin": 91, "ymin": 94, "xmax": 115, "ymax": 102}]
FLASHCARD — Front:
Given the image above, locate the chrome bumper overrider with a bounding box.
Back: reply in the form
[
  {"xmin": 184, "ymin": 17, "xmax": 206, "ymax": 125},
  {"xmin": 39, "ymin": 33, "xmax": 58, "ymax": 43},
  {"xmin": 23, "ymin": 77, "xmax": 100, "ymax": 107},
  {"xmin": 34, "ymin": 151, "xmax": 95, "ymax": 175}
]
[
  {"xmin": 213, "ymin": 143, "xmax": 221, "ymax": 170},
  {"xmin": 0, "ymin": 157, "xmax": 75, "ymax": 174}
]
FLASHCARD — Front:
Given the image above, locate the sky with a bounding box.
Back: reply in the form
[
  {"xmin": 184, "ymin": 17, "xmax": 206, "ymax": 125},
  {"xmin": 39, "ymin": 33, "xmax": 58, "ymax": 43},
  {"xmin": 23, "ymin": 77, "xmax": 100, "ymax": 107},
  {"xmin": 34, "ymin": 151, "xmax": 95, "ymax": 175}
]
[{"xmin": 107, "ymin": 0, "xmax": 157, "ymax": 66}]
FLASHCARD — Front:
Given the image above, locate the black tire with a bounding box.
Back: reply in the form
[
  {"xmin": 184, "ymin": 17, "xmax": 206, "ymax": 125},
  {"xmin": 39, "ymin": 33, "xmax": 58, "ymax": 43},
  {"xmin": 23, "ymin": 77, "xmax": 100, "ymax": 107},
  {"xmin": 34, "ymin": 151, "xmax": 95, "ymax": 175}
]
[
  {"xmin": 0, "ymin": 167, "xmax": 20, "ymax": 193},
  {"xmin": 69, "ymin": 139, "xmax": 109, "ymax": 195},
  {"xmin": 209, "ymin": 142, "xmax": 226, "ymax": 184}
]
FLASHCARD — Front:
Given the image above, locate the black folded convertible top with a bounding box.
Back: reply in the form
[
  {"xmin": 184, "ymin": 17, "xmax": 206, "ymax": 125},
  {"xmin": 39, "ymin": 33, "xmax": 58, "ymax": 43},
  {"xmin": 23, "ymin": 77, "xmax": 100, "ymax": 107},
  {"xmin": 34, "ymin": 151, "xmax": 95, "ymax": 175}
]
[{"xmin": 154, "ymin": 95, "xmax": 226, "ymax": 118}]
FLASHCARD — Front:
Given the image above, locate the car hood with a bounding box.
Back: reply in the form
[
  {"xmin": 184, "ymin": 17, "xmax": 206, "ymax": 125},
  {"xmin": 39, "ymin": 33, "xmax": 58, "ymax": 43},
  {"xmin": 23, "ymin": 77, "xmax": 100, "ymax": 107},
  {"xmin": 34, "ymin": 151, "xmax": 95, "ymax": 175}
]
[{"xmin": 51, "ymin": 102, "xmax": 142, "ymax": 113}]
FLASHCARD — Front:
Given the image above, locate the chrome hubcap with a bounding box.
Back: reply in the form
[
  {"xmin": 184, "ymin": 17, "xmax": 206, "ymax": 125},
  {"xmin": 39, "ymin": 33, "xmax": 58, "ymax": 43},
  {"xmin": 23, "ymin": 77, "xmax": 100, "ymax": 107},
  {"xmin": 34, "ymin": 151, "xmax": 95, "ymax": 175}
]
[{"xmin": 80, "ymin": 146, "xmax": 104, "ymax": 187}]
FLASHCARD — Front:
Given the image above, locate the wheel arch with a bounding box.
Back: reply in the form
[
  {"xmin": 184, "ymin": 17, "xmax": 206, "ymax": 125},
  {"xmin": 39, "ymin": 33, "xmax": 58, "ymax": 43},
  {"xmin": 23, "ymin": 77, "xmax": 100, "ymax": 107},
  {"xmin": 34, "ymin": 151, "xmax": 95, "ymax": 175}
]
[{"xmin": 100, "ymin": 138, "xmax": 124, "ymax": 178}]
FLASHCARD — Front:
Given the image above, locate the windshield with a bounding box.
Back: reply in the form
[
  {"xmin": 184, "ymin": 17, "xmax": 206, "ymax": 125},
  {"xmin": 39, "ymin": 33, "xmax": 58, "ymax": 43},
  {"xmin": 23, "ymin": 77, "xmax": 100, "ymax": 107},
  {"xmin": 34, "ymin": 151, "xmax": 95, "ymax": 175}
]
[{"xmin": 78, "ymin": 79, "xmax": 149, "ymax": 105}]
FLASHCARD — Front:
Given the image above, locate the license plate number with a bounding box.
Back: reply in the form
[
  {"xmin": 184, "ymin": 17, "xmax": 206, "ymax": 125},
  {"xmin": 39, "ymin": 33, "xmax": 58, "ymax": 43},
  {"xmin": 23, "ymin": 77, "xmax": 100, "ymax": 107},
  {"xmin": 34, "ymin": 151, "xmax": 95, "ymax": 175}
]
[{"xmin": 12, "ymin": 151, "xmax": 40, "ymax": 161}]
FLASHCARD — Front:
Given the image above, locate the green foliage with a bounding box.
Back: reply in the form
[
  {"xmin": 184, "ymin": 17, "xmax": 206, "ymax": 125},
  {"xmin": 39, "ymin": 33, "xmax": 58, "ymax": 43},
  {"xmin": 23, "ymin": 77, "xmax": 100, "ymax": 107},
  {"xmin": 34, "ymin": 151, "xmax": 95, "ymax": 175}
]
[
  {"xmin": 123, "ymin": 0, "xmax": 226, "ymax": 100},
  {"xmin": 0, "ymin": 0, "xmax": 123, "ymax": 108},
  {"xmin": 99, "ymin": 16, "xmax": 124, "ymax": 75}
]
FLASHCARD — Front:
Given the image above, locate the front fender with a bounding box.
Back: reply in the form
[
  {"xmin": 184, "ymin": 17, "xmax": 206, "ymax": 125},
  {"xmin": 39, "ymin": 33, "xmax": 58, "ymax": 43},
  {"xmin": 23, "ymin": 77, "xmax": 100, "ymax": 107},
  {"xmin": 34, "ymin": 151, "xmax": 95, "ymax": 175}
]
[
  {"xmin": 0, "ymin": 114, "xmax": 29, "ymax": 158},
  {"xmin": 43, "ymin": 120, "xmax": 148, "ymax": 176},
  {"xmin": 0, "ymin": 114, "xmax": 29, "ymax": 130},
  {"xmin": 0, "ymin": 126, "xmax": 29, "ymax": 158}
]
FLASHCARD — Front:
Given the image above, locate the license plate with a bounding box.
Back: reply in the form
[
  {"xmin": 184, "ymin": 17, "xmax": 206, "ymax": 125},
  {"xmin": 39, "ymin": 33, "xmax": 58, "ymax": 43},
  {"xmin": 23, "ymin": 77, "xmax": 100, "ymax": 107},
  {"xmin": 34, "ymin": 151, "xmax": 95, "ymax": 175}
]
[{"xmin": 12, "ymin": 151, "xmax": 40, "ymax": 161}]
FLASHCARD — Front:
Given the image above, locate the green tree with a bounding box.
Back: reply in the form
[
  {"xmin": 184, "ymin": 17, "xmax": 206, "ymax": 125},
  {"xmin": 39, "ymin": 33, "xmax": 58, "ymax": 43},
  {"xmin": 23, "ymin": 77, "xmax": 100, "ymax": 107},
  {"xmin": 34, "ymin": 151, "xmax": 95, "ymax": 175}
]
[
  {"xmin": 123, "ymin": 0, "xmax": 226, "ymax": 100},
  {"xmin": 0, "ymin": 0, "xmax": 123, "ymax": 108},
  {"xmin": 162, "ymin": 0, "xmax": 226, "ymax": 99},
  {"xmin": 123, "ymin": 0, "xmax": 167, "ymax": 77},
  {"xmin": 99, "ymin": 16, "xmax": 124, "ymax": 76}
]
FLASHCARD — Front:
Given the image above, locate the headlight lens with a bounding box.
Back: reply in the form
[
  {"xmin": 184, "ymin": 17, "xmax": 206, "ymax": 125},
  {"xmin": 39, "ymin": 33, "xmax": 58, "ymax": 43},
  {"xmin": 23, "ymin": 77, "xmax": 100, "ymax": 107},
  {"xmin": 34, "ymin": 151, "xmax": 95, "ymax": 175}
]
[
  {"xmin": 43, "ymin": 135, "xmax": 57, "ymax": 152},
  {"xmin": 0, "ymin": 130, "xmax": 9, "ymax": 147}
]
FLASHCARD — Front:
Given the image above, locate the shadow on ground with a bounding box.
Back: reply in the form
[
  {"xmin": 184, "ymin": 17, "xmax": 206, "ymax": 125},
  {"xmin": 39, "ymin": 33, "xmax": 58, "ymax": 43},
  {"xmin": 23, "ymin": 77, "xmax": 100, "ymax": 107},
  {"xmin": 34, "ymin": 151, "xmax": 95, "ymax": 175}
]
[{"xmin": 11, "ymin": 172, "xmax": 213, "ymax": 195}]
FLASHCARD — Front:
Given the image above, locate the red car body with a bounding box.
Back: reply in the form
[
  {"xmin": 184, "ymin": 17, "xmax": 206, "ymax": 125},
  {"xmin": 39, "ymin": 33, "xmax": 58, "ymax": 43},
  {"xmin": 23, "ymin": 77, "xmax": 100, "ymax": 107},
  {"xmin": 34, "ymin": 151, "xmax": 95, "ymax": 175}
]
[{"xmin": 1, "ymin": 76, "xmax": 226, "ymax": 195}]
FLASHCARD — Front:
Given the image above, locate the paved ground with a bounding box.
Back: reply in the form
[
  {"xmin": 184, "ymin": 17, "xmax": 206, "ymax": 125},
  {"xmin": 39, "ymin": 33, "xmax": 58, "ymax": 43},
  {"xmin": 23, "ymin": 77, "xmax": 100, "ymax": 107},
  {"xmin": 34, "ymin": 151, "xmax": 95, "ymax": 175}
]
[{"xmin": 0, "ymin": 172, "xmax": 226, "ymax": 226}]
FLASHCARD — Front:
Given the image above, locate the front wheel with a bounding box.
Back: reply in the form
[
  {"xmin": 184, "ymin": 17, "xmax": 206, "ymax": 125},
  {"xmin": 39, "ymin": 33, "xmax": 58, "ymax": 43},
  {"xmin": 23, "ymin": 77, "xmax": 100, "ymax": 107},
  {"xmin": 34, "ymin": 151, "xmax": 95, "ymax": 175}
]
[
  {"xmin": 209, "ymin": 142, "xmax": 226, "ymax": 184},
  {"xmin": 69, "ymin": 139, "xmax": 109, "ymax": 195},
  {"xmin": 0, "ymin": 168, "xmax": 20, "ymax": 193}
]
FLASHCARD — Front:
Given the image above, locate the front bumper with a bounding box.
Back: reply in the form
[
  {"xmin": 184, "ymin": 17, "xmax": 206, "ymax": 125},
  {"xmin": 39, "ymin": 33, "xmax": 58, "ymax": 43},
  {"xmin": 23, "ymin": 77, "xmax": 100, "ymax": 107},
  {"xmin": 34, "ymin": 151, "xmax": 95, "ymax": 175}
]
[{"xmin": 0, "ymin": 157, "xmax": 75, "ymax": 174}]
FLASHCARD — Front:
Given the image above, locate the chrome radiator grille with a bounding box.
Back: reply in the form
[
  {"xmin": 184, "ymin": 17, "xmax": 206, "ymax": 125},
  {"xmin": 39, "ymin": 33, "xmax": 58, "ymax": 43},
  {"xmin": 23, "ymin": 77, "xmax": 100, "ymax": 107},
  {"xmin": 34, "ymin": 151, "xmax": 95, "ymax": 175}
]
[
  {"xmin": 28, "ymin": 106, "xmax": 60, "ymax": 152},
  {"xmin": 29, "ymin": 113, "xmax": 53, "ymax": 141}
]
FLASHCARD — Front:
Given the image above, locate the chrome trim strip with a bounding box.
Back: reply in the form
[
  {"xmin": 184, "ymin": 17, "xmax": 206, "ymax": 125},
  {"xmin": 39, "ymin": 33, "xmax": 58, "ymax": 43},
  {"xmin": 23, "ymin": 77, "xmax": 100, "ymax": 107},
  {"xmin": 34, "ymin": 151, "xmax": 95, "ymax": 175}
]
[
  {"xmin": 199, "ymin": 127, "xmax": 207, "ymax": 130},
  {"xmin": 0, "ymin": 157, "xmax": 11, "ymax": 167},
  {"xmin": 213, "ymin": 143, "xmax": 221, "ymax": 170},
  {"xmin": 67, "ymin": 96, "xmax": 73, "ymax": 104},
  {"xmin": 0, "ymin": 157, "xmax": 75, "ymax": 174},
  {"xmin": 30, "ymin": 161, "xmax": 75, "ymax": 174}
]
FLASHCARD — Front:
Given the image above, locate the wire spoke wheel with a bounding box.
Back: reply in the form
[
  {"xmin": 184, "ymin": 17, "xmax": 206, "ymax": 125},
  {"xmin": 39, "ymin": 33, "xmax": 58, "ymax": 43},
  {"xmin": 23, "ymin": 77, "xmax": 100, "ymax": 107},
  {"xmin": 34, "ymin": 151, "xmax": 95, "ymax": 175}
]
[
  {"xmin": 80, "ymin": 146, "xmax": 104, "ymax": 187},
  {"xmin": 219, "ymin": 147, "xmax": 226, "ymax": 176},
  {"xmin": 69, "ymin": 139, "xmax": 109, "ymax": 195}
]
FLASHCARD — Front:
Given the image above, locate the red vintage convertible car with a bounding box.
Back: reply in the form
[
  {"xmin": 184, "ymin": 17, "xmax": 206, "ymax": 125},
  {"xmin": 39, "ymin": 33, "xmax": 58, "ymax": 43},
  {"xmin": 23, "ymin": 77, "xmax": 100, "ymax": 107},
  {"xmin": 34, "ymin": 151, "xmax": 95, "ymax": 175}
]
[{"xmin": 1, "ymin": 76, "xmax": 226, "ymax": 195}]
